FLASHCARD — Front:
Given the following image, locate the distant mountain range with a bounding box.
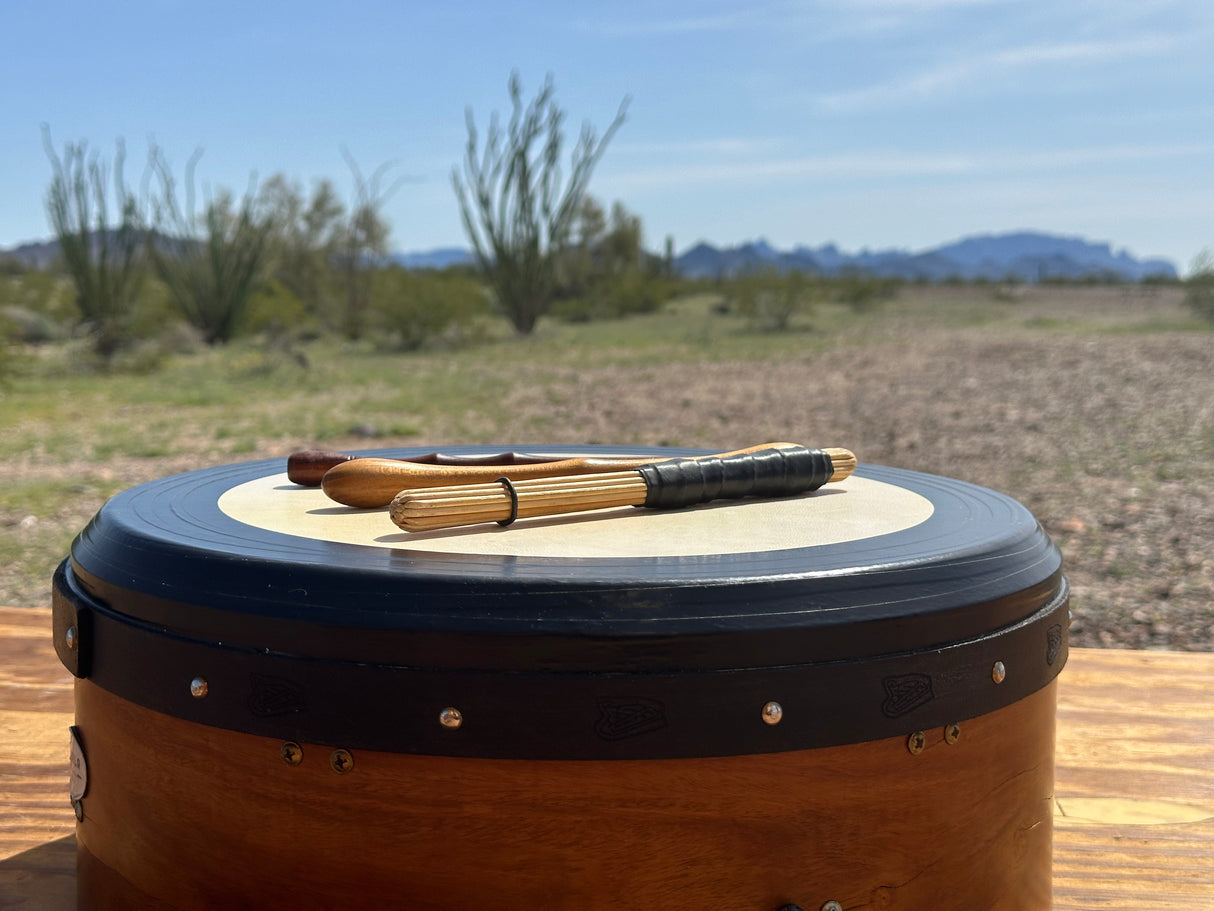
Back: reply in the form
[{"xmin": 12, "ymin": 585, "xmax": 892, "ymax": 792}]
[
  {"xmin": 3, "ymin": 231, "xmax": 1177, "ymax": 283},
  {"xmin": 371, "ymin": 231, "xmax": 1180, "ymax": 282},
  {"xmin": 387, "ymin": 247, "xmax": 475, "ymax": 270},
  {"xmin": 673, "ymin": 232, "xmax": 1178, "ymax": 282},
  {"xmin": 1, "ymin": 238, "xmax": 61, "ymax": 271}
]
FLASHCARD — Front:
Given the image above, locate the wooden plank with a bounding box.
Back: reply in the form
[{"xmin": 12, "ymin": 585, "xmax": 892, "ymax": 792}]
[
  {"xmin": 1053, "ymin": 648, "xmax": 1214, "ymax": 909},
  {"xmin": 1, "ymin": 606, "xmax": 1213, "ymax": 908},
  {"xmin": 0, "ymin": 607, "xmax": 76, "ymax": 909}
]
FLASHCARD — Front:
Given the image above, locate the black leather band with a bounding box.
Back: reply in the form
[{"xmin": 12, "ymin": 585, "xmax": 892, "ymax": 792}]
[
  {"xmin": 54, "ymin": 559, "xmax": 1067, "ymax": 760},
  {"xmin": 638, "ymin": 446, "xmax": 834, "ymax": 509}
]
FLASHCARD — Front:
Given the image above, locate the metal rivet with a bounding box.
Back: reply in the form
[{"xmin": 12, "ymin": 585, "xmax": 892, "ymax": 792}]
[
  {"xmin": 944, "ymin": 722, "xmax": 962, "ymax": 745},
  {"xmin": 907, "ymin": 730, "xmax": 927, "ymax": 754},
  {"xmin": 761, "ymin": 701, "xmax": 784, "ymax": 725},
  {"xmin": 992, "ymin": 660, "xmax": 1007, "ymax": 684},
  {"xmin": 821, "ymin": 902, "xmax": 844, "ymax": 911},
  {"xmin": 189, "ymin": 677, "xmax": 209, "ymax": 698},
  {"xmin": 65, "ymin": 625, "xmax": 78, "ymax": 650},
  {"xmin": 73, "ymin": 799, "xmax": 84, "ymax": 822},
  {"xmin": 329, "ymin": 749, "xmax": 354, "ymax": 774},
  {"xmin": 439, "ymin": 707, "xmax": 464, "ymax": 730},
  {"xmin": 281, "ymin": 742, "xmax": 303, "ymax": 766}
]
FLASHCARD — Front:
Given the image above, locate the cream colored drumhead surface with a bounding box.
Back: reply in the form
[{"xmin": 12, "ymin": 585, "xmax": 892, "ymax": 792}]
[{"xmin": 218, "ymin": 471, "xmax": 933, "ymax": 559}]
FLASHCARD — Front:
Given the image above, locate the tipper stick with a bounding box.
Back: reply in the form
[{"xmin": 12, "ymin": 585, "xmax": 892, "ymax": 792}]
[{"xmin": 389, "ymin": 447, "xmax": 856, "ymax": 532}]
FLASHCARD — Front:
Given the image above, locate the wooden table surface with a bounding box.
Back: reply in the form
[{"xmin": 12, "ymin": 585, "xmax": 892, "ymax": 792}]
[{"xmin": 2, "ymin": 605, "xmax": 1213, "ymax": 909}]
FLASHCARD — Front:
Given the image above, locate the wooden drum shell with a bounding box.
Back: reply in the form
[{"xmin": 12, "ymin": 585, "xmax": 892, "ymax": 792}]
[
  {"xmin": 74, "ymin": 677, "xmax": 1055, "ymax": 911},
  {"xmin": 54, "ymin": 447, "xmax": 1068, "ymax": 910}
]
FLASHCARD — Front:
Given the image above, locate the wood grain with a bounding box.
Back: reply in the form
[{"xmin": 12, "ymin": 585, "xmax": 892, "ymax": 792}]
[
  {"xmin": 3, "ymin": 606, "xmax": 1214, "ymax": 909},
  {"xmin": 1052, "ymin": 648, "xmax": 1214, "ymax": 909},
  {"xmin": 72, "ymin": 679, "xmax": 1054, "ymax": 910},
  {"xmin": 0, "ymin": 607, "xmax": 74, "ymax": 909}
]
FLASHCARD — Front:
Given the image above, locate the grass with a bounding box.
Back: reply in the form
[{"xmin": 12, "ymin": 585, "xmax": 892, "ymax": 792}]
[{"xmin": 1, "ymin": 284, "xmax": 1202, "ymax": 470}]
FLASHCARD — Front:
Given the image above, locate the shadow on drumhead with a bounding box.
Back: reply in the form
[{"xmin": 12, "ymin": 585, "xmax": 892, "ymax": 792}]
[{"xmin": 373, "ymin": 489, "xmax": 845, "ymax": 544}]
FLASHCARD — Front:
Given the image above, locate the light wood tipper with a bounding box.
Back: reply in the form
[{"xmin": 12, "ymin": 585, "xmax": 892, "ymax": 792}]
[
  {"xmin": 46, "ymin": 445, "xmax": 1077, "ymax": 909},
  {"xmin": 389, "ymin": 445, "xmax": 856, "ymax": 532}
]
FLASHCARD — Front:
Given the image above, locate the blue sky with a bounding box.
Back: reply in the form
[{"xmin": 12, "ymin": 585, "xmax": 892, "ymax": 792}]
[{"xmin": 3, "ymin": 0, "xmax": 1212, "ymax": 272}]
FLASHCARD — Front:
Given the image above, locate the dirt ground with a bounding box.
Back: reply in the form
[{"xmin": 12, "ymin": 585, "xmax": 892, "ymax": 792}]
[
  {"xmin": 481, "ymin": 290, "xmax": 1214, "ymax": 651},
  {"xmin": 6, "ymin": 288, "xmax": 1213, "ymax": 651},
  {"xmin": 498, "ymin": 334, "xmax": 1214, "ymax": 651}
]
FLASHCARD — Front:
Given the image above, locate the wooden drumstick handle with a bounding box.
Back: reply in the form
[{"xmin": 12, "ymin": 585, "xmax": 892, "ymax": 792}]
[
  {"xmin": 321, "ymin": 442, "xmax": 805, "ymax": 508},
  {"xmin": 287, "ymin": 450, "xmax": 356, "ymax": 486},
  {"xmin": 287, "ymin": 449, "xmax": 589, "ymax": 487},
  {"xmin": 389, "ymin": 447, "xmax": 856, "ymax": 532}
]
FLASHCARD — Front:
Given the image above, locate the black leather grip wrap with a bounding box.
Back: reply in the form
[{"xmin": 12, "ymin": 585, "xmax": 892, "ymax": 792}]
[{"xmin": 638, "ymin": 446, "xmax": 834, "ymax": 510}]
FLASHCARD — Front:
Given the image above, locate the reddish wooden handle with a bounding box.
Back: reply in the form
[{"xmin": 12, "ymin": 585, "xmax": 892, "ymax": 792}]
[
  {"xmin": 286, "ymin": 451, "xmax": 355, "ymax": 486},
  {"xmin": 287, "ymin": 450, "xmax": 578, "ymax": 487}
]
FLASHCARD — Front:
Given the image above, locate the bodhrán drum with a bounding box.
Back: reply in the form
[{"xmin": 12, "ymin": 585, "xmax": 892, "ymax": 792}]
[{"xmin": 53, "ymin": 445, "xmax": 1067, "ymax": 910}]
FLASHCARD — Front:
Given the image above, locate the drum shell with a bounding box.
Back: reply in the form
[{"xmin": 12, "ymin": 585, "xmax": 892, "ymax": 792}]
[{"xmin": 73, "ymin": 677, "xmax": 1055, "ymax": 911}]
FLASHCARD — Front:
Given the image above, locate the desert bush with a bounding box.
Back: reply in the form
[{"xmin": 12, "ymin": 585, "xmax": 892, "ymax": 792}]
[
  {"xmin": 0, "ymin": 311, "xmax": 27, "ymax": 383},
  {"xmin": 42, "ymin": 131, "xmax": 146, "ymax": 358},
  {"xmin": 105, "ymin": 338, "xmax": 174, "ymax": 375},
  {"xmin": 453, "ymin": 73, "xmax": 628, "ymax": 334},
  {"xmin": 731, "ymin": 268, "xmax": 820, "ymax": 330},
  {"xmin": 831, "ymin": 272, "xmax": 900, "ymax": 313},
  {"xmin": 1184, "ymin": 249, "xmax": 1214, "ymax": 322},
  {"xmin": 551, "ymin": 272, "xmax": 670, "ymax": 322},
  {"xmin": 0, "ymin": 270, "xmax": 76, "ymax": 329},
  {"xmin": 0, "ymin": 305, "xmax": 67, "ymax": 344},
  {"xmin": 146, "ymin": 149, "xmax": 275, "ymax": 345},
  {"xmin": 371, "ymin": 266, "xmax": 489, "ymax": 351},
  {"xmin": 240, "ymin": 278, "xmax": 317, "ymax": 338}
]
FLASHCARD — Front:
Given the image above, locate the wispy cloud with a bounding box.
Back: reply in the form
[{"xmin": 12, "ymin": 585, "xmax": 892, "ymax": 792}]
[
  {"xmin": 604, "ymin": 141, "xmax": 1213, "ymax": 191},
  {"xmin": 840, "ymin": 0, "xmax": 1006, "ymax": 7},
  {"xmin": 816, "ymin": 35, "xmax": 1181, "ymax": 111},
  {"xmin": 612, "ymin": 137, "xmax": 784, "ymax": 158},
  {"xmin": 572, "ymin": 11, "xmax": 755, "ymax": 37}
]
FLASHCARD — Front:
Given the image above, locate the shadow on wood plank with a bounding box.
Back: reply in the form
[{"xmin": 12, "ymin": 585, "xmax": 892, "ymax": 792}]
[{"xmin": 0, "ymin": 835, "xmax": 75, "ymax": 911}]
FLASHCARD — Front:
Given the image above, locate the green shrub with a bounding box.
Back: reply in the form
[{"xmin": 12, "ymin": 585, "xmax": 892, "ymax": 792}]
[
  {"xmin": 0, "ymin": 305, "xmax": 67, "ymax": 344},
  {"xmin": 1185, "ymin": 250, "xmax": 1214, "ymax": 322},
  {"xmin": 241, "ymin": 278, "xmax": 316, "ymax": 338},
  {"xmin": 731, "ymin": 268, "xmax": 820, "ymax": 330},
  {"xmin": 0, "ymin": 311, "xmax": 27, "ymax": 383},
  {"xmin": 371, "ymin": 267, "xmax": 489, "ymax": 351},
  {"xmin": 552, "ymin": 273, "xmax": 670, "ymax": 322},
  {"xmin": 0, "ymin": 270, "xmax": 76, "ymax": 329},
  {"xmin": 43, "ymin": 132, "xmax": 147, "ymax": 359},
  {"xmin": 832, "ymin": 274, "xmax": 899, "ymax": 313}
]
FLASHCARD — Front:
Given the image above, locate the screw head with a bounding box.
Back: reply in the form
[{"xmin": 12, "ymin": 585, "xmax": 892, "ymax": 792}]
[
  {"xmin": 189, "ymin": 677, "xmax": 209, "ymax": 698},
  {"xmin": 65, "ymin": 625, "xmax": 78, "ymax": 651},
  {"xmin": 944, "ymin": 722, "xmax": 962, "ymax": 745},
  {"xmin": 907, "ymin": 730, "xmax": 927, "ymax": 755},
  {"xmin": 761, "ymin": 701, "xmax": 784, "ymax": 725},
  {"xmin": 992, "ymin": 660, "xmax": 1007, "ymax": 684},
  {"xmin": 439, "ymin": 707, "xmax": 464, "ymax": 730},
  {"xmin": 329, "ymin": 749, "xmax": 354, "ymax": 774},
  {"xmin": 822, "ymin": 902, "xmax": 844, "ymax": 911},
  {"xmin": 281, "ymin": 741, "xmax": 303, "ymax": 766}
]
